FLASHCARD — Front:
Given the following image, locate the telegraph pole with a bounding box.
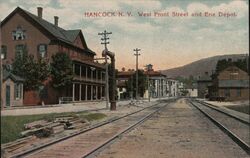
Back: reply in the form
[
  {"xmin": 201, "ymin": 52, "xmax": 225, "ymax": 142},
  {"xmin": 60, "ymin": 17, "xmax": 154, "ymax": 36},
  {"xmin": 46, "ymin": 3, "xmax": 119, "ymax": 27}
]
[
  {"xmin": 133, "ymin": 48, "xmax": 141, "ymax": 101},
  {"xmin": 98, "ymin": 30, "xmax": 112, "ymax": 109},
  {"xmin": 246, "ymin": 53, "xmax": 249, "ymax": 75},
  {"xmin": 145, "ymin": 64, "xmax": 152, "ymax": 102}
]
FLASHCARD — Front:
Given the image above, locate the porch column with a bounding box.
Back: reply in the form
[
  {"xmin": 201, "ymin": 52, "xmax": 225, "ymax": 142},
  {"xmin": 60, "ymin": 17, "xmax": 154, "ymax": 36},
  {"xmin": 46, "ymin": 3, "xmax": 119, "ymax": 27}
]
[
  {"xmin": 72, "ymin": 83, "xmax": 75, "ymax": 101},
  {"xmin": 91, "ymin": 69, "xmax": 93, "ymax": 81},
  {"xmin": 96, "ymin": 86, "xmax": 98, "ymax": 100},
  {"xmin": 79, "ymin": 65, "xmax": 82, "ymax": 79},
  {"xmin": 86, "ymin": 66, "xmax": 88, "ymax": 80},
  {"xmin": 100, "ymin": 86, "xmax": 103, "ymax": 99},
  {"xmin": 91, "ymin": 85, "xmax": 93, "ymax": 100},
  {"xmin": 85, "ymin": 84, "xmax": 88, "ymax": 100},
  {"xmin": 79, "ymin": 84, "xmax": 82, "ymax": 101}
]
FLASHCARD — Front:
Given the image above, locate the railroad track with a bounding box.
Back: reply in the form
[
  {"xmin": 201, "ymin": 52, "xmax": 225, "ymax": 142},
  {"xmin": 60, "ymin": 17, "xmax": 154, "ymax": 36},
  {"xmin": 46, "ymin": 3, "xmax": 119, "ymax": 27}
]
[
  {"xmin": 189, "ymin": 99, "xmax": 250, "ymax": 155},
  {"xmin": 9, "ymin": 99, "xmax": 175, "ymax": 158}
]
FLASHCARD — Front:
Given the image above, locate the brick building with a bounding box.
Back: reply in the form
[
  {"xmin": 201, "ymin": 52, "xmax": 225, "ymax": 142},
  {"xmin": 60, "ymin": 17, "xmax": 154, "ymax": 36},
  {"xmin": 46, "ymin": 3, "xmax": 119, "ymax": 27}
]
[
  {"xmin": 208, "ymin": 66, "xmax": 249, "ymax": 101},
  {"xmin": 1, "ymin": 7, "xmax": 106, "ymax": 106}
]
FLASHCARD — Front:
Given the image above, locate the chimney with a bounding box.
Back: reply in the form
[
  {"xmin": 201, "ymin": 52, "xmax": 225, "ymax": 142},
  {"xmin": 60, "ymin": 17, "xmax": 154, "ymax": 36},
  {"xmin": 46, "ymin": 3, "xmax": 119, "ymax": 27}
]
[
  {"xmin": 54, "ymin": 16, "xmax": 59, "ymax": 26},
  {"xmin": 37, "ymin": 7, "xmax": 43, "ymax": 18}
]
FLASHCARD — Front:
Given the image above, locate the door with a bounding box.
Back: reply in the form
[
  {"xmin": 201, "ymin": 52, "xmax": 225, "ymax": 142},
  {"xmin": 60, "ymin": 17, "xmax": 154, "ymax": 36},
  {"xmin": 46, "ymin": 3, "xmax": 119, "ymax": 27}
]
[{"xmin": 6, "ymin": 85, "xmax": 10, "ymax": 107}]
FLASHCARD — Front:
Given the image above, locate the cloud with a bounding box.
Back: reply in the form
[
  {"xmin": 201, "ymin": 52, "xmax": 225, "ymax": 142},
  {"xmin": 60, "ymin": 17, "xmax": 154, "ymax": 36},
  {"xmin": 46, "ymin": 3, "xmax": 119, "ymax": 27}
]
[
  {"xmin": 120, "ymin": 0, "xmax": 162, "ymax": 11},
  {"xmin": 57, "ymin": 0, "xmax": 121, "ymax": 11},
  {"xmin": 91, "ymin": 16, "xmax": 159, "ymax": 33},
  {"xmin": 0, "ymin": 3, "xmax": 16, "ymax": 20},
  {"xmin": 187, "ymin": 1, "xmax": 248, "ymax": 18},
  {"xmin": 29, "ymin": 6, "xmax": 82, "ymax": 28}
]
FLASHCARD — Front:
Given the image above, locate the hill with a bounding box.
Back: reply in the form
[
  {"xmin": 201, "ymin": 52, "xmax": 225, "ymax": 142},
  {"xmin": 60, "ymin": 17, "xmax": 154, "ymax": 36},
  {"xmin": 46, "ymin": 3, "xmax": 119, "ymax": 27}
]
[{"xmin": 161, "ymin": 54, "xmax": 247, "ymax": 78}]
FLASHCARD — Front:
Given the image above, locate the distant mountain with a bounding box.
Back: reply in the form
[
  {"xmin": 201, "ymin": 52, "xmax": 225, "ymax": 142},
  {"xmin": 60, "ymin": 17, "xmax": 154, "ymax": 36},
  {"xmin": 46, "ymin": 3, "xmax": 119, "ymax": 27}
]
[{"xmin": 161, "ymin": 54, "xmax": 247, "ymax": 78}]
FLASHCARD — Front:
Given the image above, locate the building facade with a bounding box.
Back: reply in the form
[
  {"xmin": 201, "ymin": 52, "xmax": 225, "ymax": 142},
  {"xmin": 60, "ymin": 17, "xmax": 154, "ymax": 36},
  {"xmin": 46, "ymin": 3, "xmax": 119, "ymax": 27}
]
[
  {"xmin": 209, "ymin": 66, "xmax": 249, "ymax": 101},
  {"xmin": 197, "ymin": 72, "xmax": 212, "ymax": 98},
  {"xmin": 166, "ymin": 78, "xmax": 179, "ymax": 97},
  {"xmin": 2, "ymin": 68, "xmax": 24, "ymax": 107},
  {"xmin": 1, "ymin": 7, "xmax": 106, "ymax": 105},
  {"xmin": 116, "ymin": 68, "xmax": 168, "ymax": 100},
  {"xmin": 145, "ymin": 71, "xmax": 168, "ymax": 99}
]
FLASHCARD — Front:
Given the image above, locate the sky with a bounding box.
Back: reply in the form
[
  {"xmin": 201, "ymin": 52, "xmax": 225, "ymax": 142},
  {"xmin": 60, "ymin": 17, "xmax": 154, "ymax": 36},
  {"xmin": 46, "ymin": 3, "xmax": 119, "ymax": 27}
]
[{"xmin": 0, "ymin": 0, "xmax": 249, "ymax": 70}]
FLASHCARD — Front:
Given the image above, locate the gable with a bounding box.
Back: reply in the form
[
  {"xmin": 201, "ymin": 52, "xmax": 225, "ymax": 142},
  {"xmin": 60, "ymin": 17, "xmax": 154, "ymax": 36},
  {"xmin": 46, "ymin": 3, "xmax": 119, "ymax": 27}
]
[
  {"xmin": 1, "ymin": 7, "xmax": 95, "ymax": 55},
  {"xmin": 218, "ymin": 66, "xmax": 249, "ymax": 80},
  {"xmin": 74, "ymin": 34, "xmax": 85, "ymax": 49}
]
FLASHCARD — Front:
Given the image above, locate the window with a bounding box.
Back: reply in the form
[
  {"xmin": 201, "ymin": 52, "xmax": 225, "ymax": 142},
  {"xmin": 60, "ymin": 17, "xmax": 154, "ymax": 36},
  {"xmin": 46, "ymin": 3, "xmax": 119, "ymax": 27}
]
[
  {"xmin": 102, "ymin": 72, "xmax": 105, "ymax": 81},
  {"xmin": 14, "ymin": 83, "xmax": 22, "ymax": 100},
  {"xmin": 87, "ymin": 67, "xmax": 91, "ymax": 78},
  {"xmin": 12, "ymin": 26, "xmax": 26, "ymax": 40},
  {"xmin": 236, "ymin": 89, "xmax": 241, "ymax": 97},
  {"xmin": 81, "ymin": 65, "xmax": 86, "ymax": 77},
  {"xmin": 98, "ymin": 70, "xmax": 101, "ymax": 80},
  {"xmin": 1, "ymin": 45, "xmax": 7, "ymax": 59},
  {"xmin": 93, "ymin": 69, "xmax": 96, "ymax": 79},
  {"xmin": 38, "ymin": 44, "xmax": 47, "ymax": 58},
  {"xmin": 74, "ymin": 64, "xmax": 80, "ymax": 76},
  {"xmin": 224, "ymin": 89, "xmax": 230, "ymax": 97},
  {"xmin": 15, "ymin": 45, "xmax": 25, "ymax": 58}
]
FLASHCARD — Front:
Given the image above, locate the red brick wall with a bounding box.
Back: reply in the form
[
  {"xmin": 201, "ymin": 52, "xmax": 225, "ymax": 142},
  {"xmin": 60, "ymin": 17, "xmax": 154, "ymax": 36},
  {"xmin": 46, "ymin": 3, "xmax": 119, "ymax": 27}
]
[
  {"xmin": 2, "ymin": 11, "xmax": 96, "ymax": 105},
  {"xmin": 1, "ymin": 12, "xmax": 51, "ymax": 64}
]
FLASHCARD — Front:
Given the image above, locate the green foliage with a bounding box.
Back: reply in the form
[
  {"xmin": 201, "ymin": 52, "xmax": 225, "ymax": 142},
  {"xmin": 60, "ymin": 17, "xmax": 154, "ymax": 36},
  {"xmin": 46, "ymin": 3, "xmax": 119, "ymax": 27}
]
[
  {"xmin": 125, "ymin": 70, "xmax": 147, "ymax": 98},
  {"xmin": 213, "ymin": 58, "xmax": 248, "ymax": 78},
  {"xmin": 176, "ymin": 75, "xmax": 196, "ymax": 85},
  {"xmin": 50, "ymin": 52, "xmax": 73, "ymax": 91},
  {"xmin": 11, "ymin": 46, "xmax": 49, "ymax": 90},
  {"xmin": 1, "ymin": 112, "xmax": 106, "ymax": 144}
]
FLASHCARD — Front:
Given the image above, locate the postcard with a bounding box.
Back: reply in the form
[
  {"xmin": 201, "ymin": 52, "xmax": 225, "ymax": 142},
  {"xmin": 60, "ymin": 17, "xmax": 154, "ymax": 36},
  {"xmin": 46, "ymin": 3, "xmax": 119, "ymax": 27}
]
[{"xmin": 0, "ymin": 0, "xmax": 249, "ymax": 158}]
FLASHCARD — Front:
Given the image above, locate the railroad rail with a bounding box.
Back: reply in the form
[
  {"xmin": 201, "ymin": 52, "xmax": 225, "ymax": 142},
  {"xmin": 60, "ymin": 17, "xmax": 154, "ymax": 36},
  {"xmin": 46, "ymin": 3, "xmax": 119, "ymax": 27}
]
[
  {"xmin": 189, "ymin": 99, "xmax": 250, "ymax": 155},
  {"xmin": 9, "ymin": 99, "xmax": 175, "ymax": 158}
]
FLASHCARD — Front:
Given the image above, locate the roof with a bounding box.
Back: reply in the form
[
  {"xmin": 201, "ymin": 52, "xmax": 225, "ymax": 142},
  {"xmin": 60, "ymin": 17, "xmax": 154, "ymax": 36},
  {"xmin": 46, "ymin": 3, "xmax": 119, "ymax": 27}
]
[
  {"xmin": 3, "ymin": 69, "xmax": 24, "ymax": 82},
  {"xmin": 218, "ymin": 80, "xmax": 249, "ymax": 88},
  {"xmin": 117, "ymin": 71, "xmax": 135, "ymax": 77},
  {"xmin": 117, "ymin": 70, "xmax": 166, "ymax": 78},
  {"xmin": 185, "ymin": 83, "xmax": 198, "ymax": 89},
  {"xmin": 197, "ymin": 75, "xmax": 212, "ymax": 82},
  {"xmin": 144, "ymin": 71, "xmax": 166, "ymax": 77},
  {"xmin": 1, "ymin": 7, "xmax": 95, "ymax": 55}
]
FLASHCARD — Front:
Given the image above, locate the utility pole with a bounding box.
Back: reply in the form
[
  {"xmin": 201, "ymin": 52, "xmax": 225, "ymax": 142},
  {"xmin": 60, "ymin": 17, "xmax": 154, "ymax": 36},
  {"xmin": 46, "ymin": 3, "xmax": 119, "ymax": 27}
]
[
  {"xmin": 0, "ymin": 29, "xmax": 3, "ymax": 110},
  {"xmin": 133, "ymin": 48, "xmax": 141, "ymax": 101},
  {"xmin": 145, "ymin": 64, "xmax": 152, "ymax": 102},
  {"xmin": 98, "ymin": 30, "xmax": 112, "ymax": 109},
  {"xmin": 246, "ymin": 53, "xmax": 249, "ymax": 75}
]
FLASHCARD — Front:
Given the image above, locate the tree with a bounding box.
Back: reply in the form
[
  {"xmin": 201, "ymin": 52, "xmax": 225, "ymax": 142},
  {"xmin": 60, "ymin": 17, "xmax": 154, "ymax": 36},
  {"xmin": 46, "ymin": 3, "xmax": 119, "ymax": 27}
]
[
  {"xmin": 50, "ymin": 52, "xmax": 73, "ymax": 92},
  {"xmin": 12, "ymin": 46, "xmax": 49, "ymax": 90}
]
